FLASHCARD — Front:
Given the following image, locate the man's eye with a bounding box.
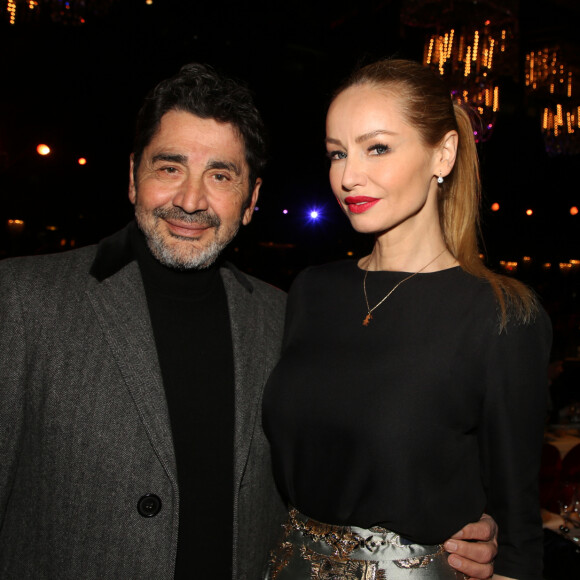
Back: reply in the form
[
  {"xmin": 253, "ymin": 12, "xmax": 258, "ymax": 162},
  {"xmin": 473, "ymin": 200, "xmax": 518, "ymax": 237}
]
[
  {"xmin": 159, "ymin": 166, "xmax": 178, "ymax": 174},
  {"xmin": 213, "ymin": 173, "xmax": 229, "ymax": 181},
  {"xmin": 368, "ymin": 144, "xmax": 390, "ymax": 155},
  {"xmin": 326, "ymin": 150, "xmax": 347, "ymax": 161}
]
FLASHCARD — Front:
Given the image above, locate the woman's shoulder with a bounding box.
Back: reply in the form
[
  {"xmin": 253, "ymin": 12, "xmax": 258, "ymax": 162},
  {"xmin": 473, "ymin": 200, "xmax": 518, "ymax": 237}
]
[
  {"xmin": 450, "ymin": 268, "xmax": 498, "ymax": 303},
  {"xmin": 455, "ymin": 268, "xmax": 551, "ymax": 340},
  {"xmin": 291, "ymin": 259, "xmax": 359, "ymax": 287},
  {"xmin": 413, "ymin": 266, "xmax": 497, "ymax": 309}
]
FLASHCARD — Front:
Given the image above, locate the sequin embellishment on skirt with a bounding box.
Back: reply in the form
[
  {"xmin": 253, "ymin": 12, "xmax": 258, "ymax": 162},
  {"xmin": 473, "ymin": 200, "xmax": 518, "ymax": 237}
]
[{"xmin": 266, "ymin": 508, "xmax": 461, "ymax": 579}]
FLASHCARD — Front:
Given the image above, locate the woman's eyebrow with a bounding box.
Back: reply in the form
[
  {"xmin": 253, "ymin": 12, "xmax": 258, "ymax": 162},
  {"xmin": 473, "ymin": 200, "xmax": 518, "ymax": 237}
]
[{"xmin": 355, "ymin": 129, "xmax": 397, "ymax": 144}]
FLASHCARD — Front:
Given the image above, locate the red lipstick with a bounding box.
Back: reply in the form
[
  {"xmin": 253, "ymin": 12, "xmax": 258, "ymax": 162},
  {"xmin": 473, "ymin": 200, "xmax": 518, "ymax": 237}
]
[{"xmin": 344, "ymin": 196, "xmax": 380, "ymax": 214}]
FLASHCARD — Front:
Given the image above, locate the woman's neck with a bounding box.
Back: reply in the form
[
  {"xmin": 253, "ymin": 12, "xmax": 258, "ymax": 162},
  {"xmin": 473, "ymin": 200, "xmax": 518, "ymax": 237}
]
[{"xmin": 361, "ymin": 228, "xmax": 457, "ymax": 273}]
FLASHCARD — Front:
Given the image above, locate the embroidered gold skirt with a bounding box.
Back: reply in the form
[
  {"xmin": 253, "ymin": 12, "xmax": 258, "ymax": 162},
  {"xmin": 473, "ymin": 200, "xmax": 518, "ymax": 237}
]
[{"xmin": 265, "ymin": 508, "xmax": 463, "ymax": 579}]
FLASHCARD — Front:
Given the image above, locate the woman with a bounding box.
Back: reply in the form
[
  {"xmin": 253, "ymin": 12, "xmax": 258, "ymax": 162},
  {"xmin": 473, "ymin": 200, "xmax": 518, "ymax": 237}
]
[{"xmin": 263, "ymin": 59, "xmax": 551, "ymax": 579}]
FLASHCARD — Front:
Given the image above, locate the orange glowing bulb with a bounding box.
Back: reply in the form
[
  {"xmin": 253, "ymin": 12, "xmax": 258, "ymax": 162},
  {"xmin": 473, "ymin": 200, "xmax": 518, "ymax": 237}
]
[
  {"xmin": 571, "ymin": 206, "xmax": 579, "ymax": 216},
  {"xmin": 78, "ymin": 157, "xmax": 87, "ymax": 166},
  {"xmin": 37, "ymin": 144, "xmax": 51, "ymax": 156},
  {"xmin": 491, "ymin": 202, "xmax": 500, "ymax": 211}
]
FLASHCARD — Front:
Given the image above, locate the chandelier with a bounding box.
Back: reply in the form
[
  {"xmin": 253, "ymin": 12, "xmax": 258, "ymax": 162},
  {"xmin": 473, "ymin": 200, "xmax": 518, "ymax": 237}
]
[
  {"xmin": 4, "ymin": 0, "xmax": 116, "ymax": 25},
  {"xmin": 423, "ymin": 21, "xmax": 512, "ymax": 142},
  {"xmin": 525, "ymin": 48, "xmax": 580, "ymax": 156},
  {"xmin": 401, "ymin": 1, "xmax": 518, "ymax": 143}
]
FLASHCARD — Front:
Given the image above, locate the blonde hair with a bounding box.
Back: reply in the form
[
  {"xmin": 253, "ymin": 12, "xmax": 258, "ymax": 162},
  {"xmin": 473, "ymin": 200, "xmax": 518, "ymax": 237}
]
[{"xmin": 333, "ymin": 58, "xmax": 537, "ymax": 330}]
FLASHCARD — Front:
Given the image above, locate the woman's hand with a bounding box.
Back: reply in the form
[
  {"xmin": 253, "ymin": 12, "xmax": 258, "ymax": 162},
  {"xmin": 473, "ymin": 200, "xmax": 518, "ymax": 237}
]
[{"xmin": 444, "ymin": 513, "xmax": 497, "ymax": 579}]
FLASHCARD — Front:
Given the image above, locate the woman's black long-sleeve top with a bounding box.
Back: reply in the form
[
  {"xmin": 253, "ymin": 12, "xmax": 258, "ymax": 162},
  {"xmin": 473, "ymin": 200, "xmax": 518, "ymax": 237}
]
[{"xmin": 263, "ymin": 261, "xmax": 552, "ymax": 578}]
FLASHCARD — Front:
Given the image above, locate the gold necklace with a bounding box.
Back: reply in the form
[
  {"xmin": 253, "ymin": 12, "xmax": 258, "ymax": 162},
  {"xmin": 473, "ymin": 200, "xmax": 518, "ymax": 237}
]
[{"xmin": 362, "ymin": 249, "xmax": 447, "ymax": 326}]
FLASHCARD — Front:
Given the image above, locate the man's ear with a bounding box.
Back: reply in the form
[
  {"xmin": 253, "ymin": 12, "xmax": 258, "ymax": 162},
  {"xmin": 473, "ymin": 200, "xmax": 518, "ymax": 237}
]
[
  {"xmin": 438, "ymin": 130, "xmax": 458, "ymax": 177},
  {"xmin": 242, "ymin": 178, "xmax": 262, "ymax": 226},
  {"xmin": 128, "ymin": 154, "xmax": 137, "ymax": 205}
]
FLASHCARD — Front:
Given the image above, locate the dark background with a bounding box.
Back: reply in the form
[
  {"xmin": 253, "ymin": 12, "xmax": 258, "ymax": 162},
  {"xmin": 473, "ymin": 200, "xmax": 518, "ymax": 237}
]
[
  {"xmin": 1, "ymin": 0, "xmax": 579, "ymax": 298},
  {"xmin": 3, "ymin": 5, "xmax": 580, "ymax": 565}
]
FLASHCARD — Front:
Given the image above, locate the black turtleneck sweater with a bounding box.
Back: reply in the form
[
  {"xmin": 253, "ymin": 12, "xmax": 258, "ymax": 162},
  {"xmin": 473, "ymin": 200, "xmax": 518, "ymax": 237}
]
[{"xmin": 131, "ymin": 225, "xmax": 234, "ymax": 579}]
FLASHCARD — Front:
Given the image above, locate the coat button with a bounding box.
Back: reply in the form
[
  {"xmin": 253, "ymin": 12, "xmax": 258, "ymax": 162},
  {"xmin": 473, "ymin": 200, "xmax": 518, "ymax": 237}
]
[{"xmin": 137, "ymin": 494, "xmax": 162, "ymax": 517}]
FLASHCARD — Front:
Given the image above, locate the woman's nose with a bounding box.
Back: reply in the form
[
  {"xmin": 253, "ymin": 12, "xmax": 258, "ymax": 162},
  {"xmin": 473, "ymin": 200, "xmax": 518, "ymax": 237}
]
[{"xmin": 340, "ymin": 156, "xmax": 367, "ymax": 191}]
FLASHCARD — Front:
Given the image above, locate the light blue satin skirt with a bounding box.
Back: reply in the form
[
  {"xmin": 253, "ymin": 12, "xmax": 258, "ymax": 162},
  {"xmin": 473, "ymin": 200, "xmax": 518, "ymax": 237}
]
[{"xmin": 265, "ymin": 508, "xmax": 463, "ymax": 579}]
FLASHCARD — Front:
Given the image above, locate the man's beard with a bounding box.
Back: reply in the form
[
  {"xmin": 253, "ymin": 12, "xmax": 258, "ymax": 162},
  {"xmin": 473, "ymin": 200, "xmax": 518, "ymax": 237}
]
[{"xmin": 135, "ymin": 206, "xmax": 240, "ymax": 270}]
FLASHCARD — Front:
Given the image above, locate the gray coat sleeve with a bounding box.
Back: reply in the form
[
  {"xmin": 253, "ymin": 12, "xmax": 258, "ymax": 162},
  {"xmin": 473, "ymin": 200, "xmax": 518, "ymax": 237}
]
[{"xmin": 0, "ymin": 261, "xmax": 27, "ymax": 523}]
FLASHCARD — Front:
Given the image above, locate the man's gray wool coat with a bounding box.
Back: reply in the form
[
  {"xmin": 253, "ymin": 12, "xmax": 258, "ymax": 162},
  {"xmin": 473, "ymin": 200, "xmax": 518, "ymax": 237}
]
[{"xmin": 0, "ymin": 225, "xmax": 287, "ymax": 579}]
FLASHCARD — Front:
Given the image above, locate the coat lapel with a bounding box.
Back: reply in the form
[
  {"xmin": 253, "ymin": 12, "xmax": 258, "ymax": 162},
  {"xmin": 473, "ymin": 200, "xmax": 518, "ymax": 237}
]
[
  {"xmin": 86, "ymin": 232, "xmax": 178, "ymax": 488},
  {"xmin": 221, "ymin": 267, "xmax": 262, "ymax": 489}
]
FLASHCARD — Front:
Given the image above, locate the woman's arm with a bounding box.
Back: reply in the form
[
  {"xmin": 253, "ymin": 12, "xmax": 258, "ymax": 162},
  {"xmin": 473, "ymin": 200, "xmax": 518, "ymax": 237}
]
[{"xmin": 478, "ymin": 308, "xmax": 552, "ymax": 578}]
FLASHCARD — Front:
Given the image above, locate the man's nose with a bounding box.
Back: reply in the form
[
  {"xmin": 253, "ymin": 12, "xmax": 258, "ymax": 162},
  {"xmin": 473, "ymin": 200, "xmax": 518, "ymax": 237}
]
[{"xmin": 172, "ymin": 176, "xmax": 209, "ymax": 213}]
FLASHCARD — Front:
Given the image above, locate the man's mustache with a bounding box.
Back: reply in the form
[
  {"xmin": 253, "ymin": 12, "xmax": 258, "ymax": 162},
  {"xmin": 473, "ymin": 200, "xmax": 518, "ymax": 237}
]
[{"xmin": 153, "ymin": 207, "xmax": 221, "ymax": 228}]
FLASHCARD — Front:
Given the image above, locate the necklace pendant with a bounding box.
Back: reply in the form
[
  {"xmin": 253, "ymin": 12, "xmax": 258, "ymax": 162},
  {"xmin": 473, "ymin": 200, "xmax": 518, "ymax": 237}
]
[{"xmin": 363, "ymin": 313, "xmax": 372, "ymax": 326}]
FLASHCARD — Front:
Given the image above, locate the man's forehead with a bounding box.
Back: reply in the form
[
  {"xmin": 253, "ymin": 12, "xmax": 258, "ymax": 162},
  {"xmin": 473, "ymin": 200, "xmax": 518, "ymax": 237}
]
[
  {"xmin": 158, "ymin": 110, "xmax": 242, "ymax": 141},
  {"xmin": 149, "ymin": 110, "xmax": 247, "ymax": 166}
]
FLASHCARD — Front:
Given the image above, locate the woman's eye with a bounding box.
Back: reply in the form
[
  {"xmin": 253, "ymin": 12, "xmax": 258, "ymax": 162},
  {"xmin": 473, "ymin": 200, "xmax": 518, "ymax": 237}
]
[
  {"xmin": 326, "ymin": 150, "xmax": 347, "ymax": 161},
  {"xmin": 368, "ymin": 144, "xmax": 390, "ymax": 155}
]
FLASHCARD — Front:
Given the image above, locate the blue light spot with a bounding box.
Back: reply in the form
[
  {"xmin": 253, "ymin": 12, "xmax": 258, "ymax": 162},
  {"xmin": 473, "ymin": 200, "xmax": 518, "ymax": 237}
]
[{"xmin": 305, "ymin": 206, "xmax": 324, "ymax": 224}]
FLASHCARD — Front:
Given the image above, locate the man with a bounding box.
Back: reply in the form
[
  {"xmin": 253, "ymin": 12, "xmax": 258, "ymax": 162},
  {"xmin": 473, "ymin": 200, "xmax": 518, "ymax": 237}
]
[{"xmin": 0, "ymin": 64, "xmax": 496, "ymax": 579}]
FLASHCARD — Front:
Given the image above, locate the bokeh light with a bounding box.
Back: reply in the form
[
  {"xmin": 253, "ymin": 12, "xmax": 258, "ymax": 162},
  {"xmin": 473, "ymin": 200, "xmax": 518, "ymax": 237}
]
[
  {"xmin": 78, "ymin": 157, "xmax": 87, "ymax": 166},
  {"xmin": 571, "ymin": 206, "xmax": 579, "ymax": 216},
  {"xmin": 306, "ymin": 207, "xmax": 323, "ymax": 223},
  {"xmin": 7, "ymin": 219, "xmax": 25, "ymax": 233},
  {"xmin": 36, "ymin": 144, "xmax": 50, "ymax": 156},
  {"xmin": 491, "ymin": 202, "xmax": 500, "ymax": 211},
  {"xmin": 526, "ymin": 209, "xmax": 533, "ymax": 216}
]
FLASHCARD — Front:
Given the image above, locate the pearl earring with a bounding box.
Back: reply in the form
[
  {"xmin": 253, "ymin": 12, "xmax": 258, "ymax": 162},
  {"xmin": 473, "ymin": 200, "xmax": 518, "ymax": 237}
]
[{"xmin": 437, "ymin": 173, "xmax": 444, "ymax": 184}]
